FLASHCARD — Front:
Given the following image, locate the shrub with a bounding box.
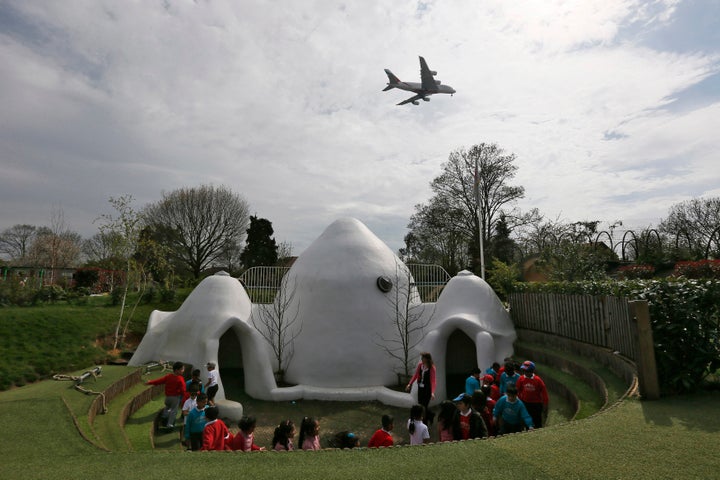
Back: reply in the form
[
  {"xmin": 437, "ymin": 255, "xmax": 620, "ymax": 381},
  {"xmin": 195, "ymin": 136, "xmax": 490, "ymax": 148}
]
[
  {"xmin": 486, "ymin": 258, "xmax": 521, "ymax": 302},
  {"xmin": 0, "ymin": 367, "xmax": 10, "ymax": 391},
  {"xmin": 159, "ymin": 287, "xmax": 176, "ymax": 303},
  {"xmin": 141, "ymin": 286, "xmax": 157, "ymax": 304},
  {"xmin": 0, "ymin": 280, "xmax": 37, "ymax": 306},
  {"xmin": 674, "ymin": 260, "xmax": 720, "ymax": 279},
  {"xmin": 32, "ymin": 285, "xmax": 66, "ymax": 304},
  {"xmin": 617, "ymin": 264, "xmax": 655, "ymax": 280},
  {"xmin": 632, "ymin": 279, "xmax": 720, "ymax": 394},
  {"xmin": 109, "ymin": 287, "xmax": 123, "ymax": 306},
  {"xmin": 65, "ymin": 289, "xmax": 89, "ymax": 305}
]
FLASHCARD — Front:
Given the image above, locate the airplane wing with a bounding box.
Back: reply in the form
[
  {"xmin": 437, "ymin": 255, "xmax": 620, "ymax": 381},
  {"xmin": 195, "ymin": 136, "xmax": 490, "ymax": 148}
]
[
  {"xmin": 419, "ymin": 56, "xmax": 437, "ymax": 91},
  {"xmin": 397, "ymin": 93, "xmax": 424, "ymax": 106}
]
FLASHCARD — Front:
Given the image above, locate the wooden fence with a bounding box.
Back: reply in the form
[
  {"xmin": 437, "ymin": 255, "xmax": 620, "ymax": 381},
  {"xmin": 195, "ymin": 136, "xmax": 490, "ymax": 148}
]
[
  {"xmin": 509, "ymin": 292, "xmax": 638, "ymax": 362},
  {"xmin": 509, "ymin": 292, "xmax": 660, "ymax": 400},
  {"xmin": 88, "ymin": 369, "xmax": 144, "ymax": 423}
]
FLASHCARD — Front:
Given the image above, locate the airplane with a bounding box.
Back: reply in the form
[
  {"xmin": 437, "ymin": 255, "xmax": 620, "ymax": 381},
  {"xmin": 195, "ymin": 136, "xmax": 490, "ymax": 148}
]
[{"xmin": 383, "ymin": 56, "xmax": 456, "ymax": 106}]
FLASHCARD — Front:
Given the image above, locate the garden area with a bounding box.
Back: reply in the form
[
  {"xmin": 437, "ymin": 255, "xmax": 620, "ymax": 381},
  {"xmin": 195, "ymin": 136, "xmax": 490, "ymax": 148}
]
[
  {"xmin": 1, "ymin": 363, "xmax": 719, "ymax": 479},
  {"xmin": 1, "ymin": 275, "xmax": 719, "ymax": 478}
]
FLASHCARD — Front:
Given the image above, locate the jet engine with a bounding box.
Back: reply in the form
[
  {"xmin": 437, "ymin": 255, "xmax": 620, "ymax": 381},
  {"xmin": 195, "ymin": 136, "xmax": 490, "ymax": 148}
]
[
  {"xmin": 412, "ymin": 101, "xmax": 419, "ymax": 105},
  {"xmin": 435, "ymin": 80, "xmax": 441, "ymax": 85},
  {"xmin": 423, "ymin": 97, "xmax": 431, "ymax": 102},
  {"xmin": 430, "ymin": 70, "xmax": 437, "ymax": 75}
]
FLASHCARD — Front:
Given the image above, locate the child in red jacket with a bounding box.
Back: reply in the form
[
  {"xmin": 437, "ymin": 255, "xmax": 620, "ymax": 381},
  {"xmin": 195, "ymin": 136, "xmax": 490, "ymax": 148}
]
[
  {"xmin": 516, "ymin": 361, "xmax": 549, "ymax": 428},
  {"xmin": 367, "ymin": 414, "xmax": 394, "ymax": 448},
  {"xmin": 202, "ymin": 406, "xmax": 232, "ymax": 451},
  {"xmin": 145, "ymin": 361, "xmax": 186, "ymax": 429}
]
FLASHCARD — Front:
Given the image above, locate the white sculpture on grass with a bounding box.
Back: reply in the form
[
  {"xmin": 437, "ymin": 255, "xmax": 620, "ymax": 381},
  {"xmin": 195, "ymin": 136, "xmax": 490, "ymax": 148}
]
[{"xmin": 129, "ymin": 218, "xmax": 516, "ymax": 419}]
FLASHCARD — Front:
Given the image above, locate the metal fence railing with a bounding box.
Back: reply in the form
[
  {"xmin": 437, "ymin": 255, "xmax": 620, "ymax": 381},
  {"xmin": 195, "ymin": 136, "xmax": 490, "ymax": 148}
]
[{"xmin": 239, "ymin": 264, "xmax": 451, "ymax": 304}]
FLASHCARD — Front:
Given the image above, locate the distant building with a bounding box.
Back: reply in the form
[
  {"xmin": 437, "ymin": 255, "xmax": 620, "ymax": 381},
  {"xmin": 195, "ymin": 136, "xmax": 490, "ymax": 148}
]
[{"xmin": 1, "ymin": 265, "xmax": 123, "ymax": 292}]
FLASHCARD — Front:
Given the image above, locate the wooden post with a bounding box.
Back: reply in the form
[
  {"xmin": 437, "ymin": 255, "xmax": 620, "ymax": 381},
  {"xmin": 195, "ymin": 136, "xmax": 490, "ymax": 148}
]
[{"xmin": 628, "ymin": 300, "xmax": 660, "ymax": 400}]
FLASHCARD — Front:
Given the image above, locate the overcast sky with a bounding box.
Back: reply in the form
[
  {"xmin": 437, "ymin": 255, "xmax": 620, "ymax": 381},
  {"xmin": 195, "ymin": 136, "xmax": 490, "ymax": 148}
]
[{"xmin": 1, "ymin": 0, "xmax": 718, "ymax": 256}]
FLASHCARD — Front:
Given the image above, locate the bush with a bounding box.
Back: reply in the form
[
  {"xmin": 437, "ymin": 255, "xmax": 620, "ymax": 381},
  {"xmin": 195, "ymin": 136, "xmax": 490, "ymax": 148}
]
[
  {"xmin": 109, "ymin": 287, "xmax": 123, "ymax": 306},
  {"xmin": 486, "ymin": 258, "xmax": 521, "ymax": 302},
  {"xmin": 65, "ymin": 287, "xmax": 91, "ymax": 305},
  {"xmin": 674, "ymin": 260, "xmax": 720, "ymax": 279},
  {"xmin": 0, "ymin": 280, "xmax": 36, "ymax": 306},
  {"xmin": 141, "ymin": 286, "xmax": 157, "ymax": 304},
  {"xmin": 32, "ymin": 285, "xmax": 66, "ymax": 304},
  {"xmin": 0, "ymin": 367, "xmax": 11, "ymax": 391},
  {"xmin": 617, "ymin": 264, "xmax": 655, "ymax": 280},
  {"xmin": 633, "ymin": 280, "xmax": 720, "ymax": 394},
  {"xmin": 159, "ymin": 287, "xmax": 176, "ymax": 303}
]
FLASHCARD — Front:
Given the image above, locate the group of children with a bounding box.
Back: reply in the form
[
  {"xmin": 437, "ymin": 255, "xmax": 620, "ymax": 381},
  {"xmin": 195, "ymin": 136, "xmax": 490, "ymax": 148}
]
[
  {"xmin": 144, "ymin": 360, "xmax": 324, "ymax": 451},
  {"xmin": 365, "ymin": 357, "xmax": 549, "ymax": 448},
  {"xmin": 185, "ymin": 407, "xmax": 322, "ymax": 452},
  {"xmin": 146, "ymin": 358, "xmax": 548, "ymax": 451},
  {"xmin": 145, "ymin": 361, "xmax": 219, "ymax": 432},
  {"xmin": 461, "ymin": 358, "xmax": 550, "ymax": 435}
]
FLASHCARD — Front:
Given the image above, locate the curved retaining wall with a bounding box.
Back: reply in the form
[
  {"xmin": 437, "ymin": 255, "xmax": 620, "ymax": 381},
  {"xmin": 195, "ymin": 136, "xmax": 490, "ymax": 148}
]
[
  {"xmin": 85, "ymin": 369, "xmax": 165, "ymax": 451},
  {"xmin": 516, "ymin": 329, "xmax": 639, "ymax": 405},
  {"xmin": 88, "ymin": 369, "xmax": 144, "ymax": 424},
  {"xmin": 541, "ymin": 374, "xmax": 580, "ymax": 421},
  {"xmin": 120, "ymin": 384, "xmax": 163, "ymax": 427},
  {"xmin": 514, "ymin": 343, "xmax": 608, "ymax": 411}
]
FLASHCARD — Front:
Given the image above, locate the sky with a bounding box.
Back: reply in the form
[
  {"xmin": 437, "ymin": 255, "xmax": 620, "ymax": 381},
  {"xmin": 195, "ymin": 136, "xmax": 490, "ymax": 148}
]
[{"xmin": 1, "ymin": 0, "xmax": 719, "ymax": 256}]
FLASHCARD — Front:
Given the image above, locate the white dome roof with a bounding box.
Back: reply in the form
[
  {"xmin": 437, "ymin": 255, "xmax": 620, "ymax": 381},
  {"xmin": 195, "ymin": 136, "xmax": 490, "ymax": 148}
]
[
  {"xmin": 284, "ymin": 218, "xmax": 414, "ymax": 387},
  {"xmin": 432, "ymin": 270, "xmax": 515, "ymax": 336}
]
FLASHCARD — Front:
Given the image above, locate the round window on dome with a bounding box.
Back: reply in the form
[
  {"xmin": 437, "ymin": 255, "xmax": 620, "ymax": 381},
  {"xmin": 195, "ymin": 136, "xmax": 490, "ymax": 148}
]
[{"xmin": 376, "ymin": 275, "xmax": 393, "ymax": 293}]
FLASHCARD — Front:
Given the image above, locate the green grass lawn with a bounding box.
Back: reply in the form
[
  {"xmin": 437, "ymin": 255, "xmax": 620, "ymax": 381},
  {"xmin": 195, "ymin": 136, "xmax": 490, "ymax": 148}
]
[
  {"xmin": 2, "ymin": 362, "xmax": 720, "ymax": 480},
  {"xmin": 1, "ymin": 367, "xmax": 719, "ymax": 480},
  {"xmin": 2, "ymin": 297, "xmax": 720, "ymax": 479}
]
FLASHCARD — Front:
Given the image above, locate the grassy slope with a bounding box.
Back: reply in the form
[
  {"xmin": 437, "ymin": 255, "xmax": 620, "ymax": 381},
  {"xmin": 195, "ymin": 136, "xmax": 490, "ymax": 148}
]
[
  {"xmin": 2, "ymin": 298, "xmax": 719, "ymax": 478},
  {"xmin": 0, "ymin": 293, "xmax": 187, "ymax": 390},
  {"xmin": 2, "ymin": 366, "xmax": 720, "ymax": 480}
]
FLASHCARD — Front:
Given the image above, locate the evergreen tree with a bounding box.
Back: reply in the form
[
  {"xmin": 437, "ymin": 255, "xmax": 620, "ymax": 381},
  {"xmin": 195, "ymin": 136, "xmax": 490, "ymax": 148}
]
[
  {"xmin": 240, "ymin": 216, "xmax": 278, "ymax": 268},
  {"xmin": 488, "ymin": 214, "xmax": 517, "ymax": 264}
]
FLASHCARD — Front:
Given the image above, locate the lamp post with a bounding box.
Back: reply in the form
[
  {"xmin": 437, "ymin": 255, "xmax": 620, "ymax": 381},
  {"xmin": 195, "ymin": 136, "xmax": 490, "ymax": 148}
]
[{"xmin": 474, "ymin": 157, "xmax": 485, "ymax": 280}]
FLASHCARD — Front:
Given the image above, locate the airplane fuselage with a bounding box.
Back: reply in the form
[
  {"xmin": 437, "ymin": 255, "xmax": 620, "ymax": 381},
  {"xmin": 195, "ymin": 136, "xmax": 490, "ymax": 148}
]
[{"xmin": 393, "ymin": 81, "xmax": 456, "ymax": 96}]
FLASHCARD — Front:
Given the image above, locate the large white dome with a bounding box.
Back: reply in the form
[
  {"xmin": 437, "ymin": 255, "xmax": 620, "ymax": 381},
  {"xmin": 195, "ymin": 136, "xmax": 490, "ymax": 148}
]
[{"xmin": 284, "ymin": 217, "xmax": 413, "ymax": 387}]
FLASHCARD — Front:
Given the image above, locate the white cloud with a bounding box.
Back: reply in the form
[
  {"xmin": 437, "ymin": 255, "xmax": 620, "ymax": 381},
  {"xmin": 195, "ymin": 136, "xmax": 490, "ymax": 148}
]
[{"xmin": 0, "ymin": 0, "xmax": 717, "ymax": 256}]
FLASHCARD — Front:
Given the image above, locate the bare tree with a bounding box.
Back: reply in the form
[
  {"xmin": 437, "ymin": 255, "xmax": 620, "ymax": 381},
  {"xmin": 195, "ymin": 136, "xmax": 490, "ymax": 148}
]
[
  {"xmin": 250, "ymin": 273, "xmax": 302, "ymax": 382},
  {"xmin": 375, "ymin": 259, "xmax": 433, "ymax": 383},
  {"xmin": 143, "ymin": 184, "xmax": 250, "ymax": 278},
  {"xmin": 660, "ymin": 196, "xmax": 720, "ymax": 259},
  {"xmin": 409, "ymin": 143, "xmax": 539, "ymax": 272},
  {"xmin": 26, "ymin": 208, "xmax": 82, "ymax": 283},
  {"xmin": 82, "ymin": 231, "xmax": 124, "ymax": 266},
  {"xmin": 404, "ymin": 196, "xmax": 469, "ymax": 274},
  {"xmin": 96, "ymin": 195, "xmax": 143, "ymax": 351},
  {"xmin": 0, "ymin": 224, "xmax": 37, "ymax": 263},
  {"xmin": 277, "ymin": 241, "xmax": 294, "ymax": 264}
]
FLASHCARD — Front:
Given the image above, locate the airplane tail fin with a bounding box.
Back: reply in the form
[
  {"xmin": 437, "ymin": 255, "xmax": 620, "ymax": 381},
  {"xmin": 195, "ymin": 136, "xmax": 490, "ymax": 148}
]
[{"xmin": 383, "ymin": 69, "xmax": 401, "ymax": 89}]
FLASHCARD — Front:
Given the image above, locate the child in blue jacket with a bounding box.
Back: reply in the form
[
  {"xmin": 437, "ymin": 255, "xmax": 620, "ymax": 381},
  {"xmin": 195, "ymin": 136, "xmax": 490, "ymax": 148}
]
[{"xmin": 493, "ymin": 385, "xmax": 534, "ymax": 434}]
